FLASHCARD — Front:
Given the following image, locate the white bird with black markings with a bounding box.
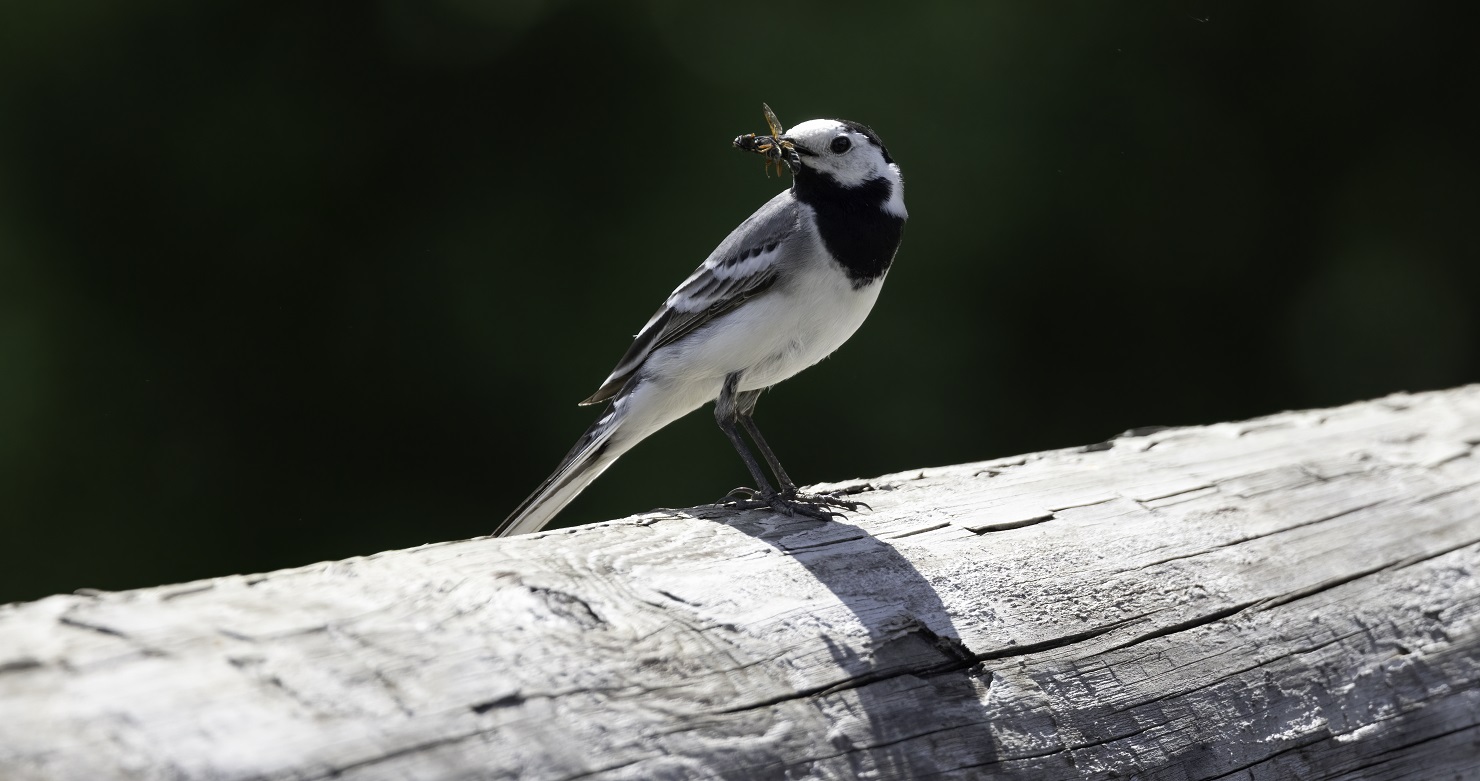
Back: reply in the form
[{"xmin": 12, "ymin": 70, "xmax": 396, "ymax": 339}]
[{"xmin": 496, "ymin": 105, "xmax": 907, "ymax": 537}]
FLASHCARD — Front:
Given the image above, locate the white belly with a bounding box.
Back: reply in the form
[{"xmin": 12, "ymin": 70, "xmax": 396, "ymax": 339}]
[
  {"xmin": 645, "ymin": 264, "xmax": 885, "ymax": 394},
  {"xmin": 604, "ymin": 264, "xmax": 885, "ymax": 455}
]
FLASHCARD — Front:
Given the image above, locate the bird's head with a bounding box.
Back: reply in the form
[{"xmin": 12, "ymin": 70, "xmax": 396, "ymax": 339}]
[
  {"xmin": 782, "ymin": 118, "xmax": 905, "ymax": 219},
  {"xmin": 780, "ymin": 119, "xmax": 897, "ymax": 188},
  {"xmin": 734, "ymin": 106, "xmax": 906, "ymax": 218}
]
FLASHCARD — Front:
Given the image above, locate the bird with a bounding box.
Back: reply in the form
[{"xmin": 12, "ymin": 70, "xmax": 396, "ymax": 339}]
[{"xmin": 494, "ymin": 106, "xmax": 907, "ymax": 537}]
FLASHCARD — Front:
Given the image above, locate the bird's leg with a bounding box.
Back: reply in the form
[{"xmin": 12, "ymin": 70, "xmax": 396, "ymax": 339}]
[
  {"xmin": 714, "ymin": 374, "xmax": 776, "ymax": 502},
  {"xmin": 734, "ymin": 405, "xmax": 797, "ymax": 496},
  {"xmin": 716, "ymin": 420, "xmax": 774, "ymax": 499},
  {"xmin": 718, "ymin": 380, "xmax": 866, "ymax": 521}
]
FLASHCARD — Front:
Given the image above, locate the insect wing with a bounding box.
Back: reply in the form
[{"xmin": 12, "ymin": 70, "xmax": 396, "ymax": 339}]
[{"xmin": 761, "ymin": 102, "xmax": 786, "ymax": 137}]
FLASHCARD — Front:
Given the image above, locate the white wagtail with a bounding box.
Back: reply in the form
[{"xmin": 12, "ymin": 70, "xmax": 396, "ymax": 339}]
[{"xmin": 495, "ymin": 105, "xmax": 907, "ymax": 537}]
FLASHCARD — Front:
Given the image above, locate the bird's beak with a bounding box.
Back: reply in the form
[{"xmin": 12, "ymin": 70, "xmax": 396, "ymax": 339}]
[
  {"xmin": 732, "ymin": 132, "xmax": 800, "ymax": 178},
  {"xmin": 779, "ymin": 135, "xmax": 816, "ymax": 157}
]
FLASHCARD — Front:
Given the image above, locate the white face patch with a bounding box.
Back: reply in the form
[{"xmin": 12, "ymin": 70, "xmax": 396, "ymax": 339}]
[
  {"xmin": 784, "ymin": 119, "xmax": 898, "ymax": 190},
  {"xmin": 882, "ymin": 163, "xmax": 907, "ymax": 219}
]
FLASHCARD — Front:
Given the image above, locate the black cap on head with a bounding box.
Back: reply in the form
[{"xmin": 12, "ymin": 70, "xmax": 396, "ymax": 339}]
[{"xmin": 836, "ymin": 120, "xmax": 893, "ymax": 165}]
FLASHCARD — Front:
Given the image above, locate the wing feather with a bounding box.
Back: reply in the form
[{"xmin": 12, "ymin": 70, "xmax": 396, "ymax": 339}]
[{"xmin": 580, "ymin": 192, "xmax": 800, "ymax": 406}]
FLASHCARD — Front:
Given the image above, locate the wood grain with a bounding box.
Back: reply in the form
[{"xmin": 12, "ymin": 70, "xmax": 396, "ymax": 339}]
[{"xmin": 3, "ymin": 388, "xmax": 1479, "ymax": 780}]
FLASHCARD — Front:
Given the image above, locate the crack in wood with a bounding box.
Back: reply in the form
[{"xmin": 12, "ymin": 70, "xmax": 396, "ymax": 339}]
[
  {"xmin": 654, "ymin": 588, "xmax": 696, "ymax": 605},
  {"xmin": 976, "ymin": 616, "xmax": 1151, "ymax": 662},
  {"xmin": 1099, "ymin": 601, "xmax": 1259, "ymax": 655},
  {"xmin": 884, "ymin": 522, "xmax": 951, "ymax": 539},
  {"xmin": 159, "ymin": 583, "xmax": 216, "ymax": 600},
  {"xmin": 296, "ymin": 729, "xmax": 493, "ymax": 781},
  {"xmin": 1415, "ymin": 477, "xmax": 1480, "ymax": 504},
  {"xmin": 1261, "ymin": 536, "xmax": 1480, "ymax": 611},
  {"xmin": 1117, "ymin": 496, "xmax": 1391, "ymax": 575},
  {"xmin": 1105, "ymin": 628, "xmax": 1369, "ymax": 717},
  {"xmin": 527, "ymin": 585, "xmax": 606, "ymax": 629},
  {"xmin": 714, "ymin": 624, "xmax": 982, "ymax": 715},
  {"xmin": 1359, "ymin": 720, "xmax": 1480, "ymax": 763},
  {"xmin": 469, "ymin": 693, "xmax": 525, "ymax": 714},
  {"xmin": 1381, "ymin": 537, "xmax": 1480, "ymax": 576},
  {"xmin": 1198, "ymin": 732, "xmax": 1333, "ymax": 781},
  {"xmin": 57, "ymin": 615, "xmax": 129, "ymax": 639},
  {"xmin": 964, "ymin": 510, "xmax": 1056, "ymax": 534},
  {"xmin": 831, "ymin": 481, "xmax": 893, "ymax": 496},
  {"xmin": 776, "ymin": 533, "xmax": 871, "ymax": 553},
  {"xmin": 0, "ymin": 658, "xmax": 43, "ymax": 674}
]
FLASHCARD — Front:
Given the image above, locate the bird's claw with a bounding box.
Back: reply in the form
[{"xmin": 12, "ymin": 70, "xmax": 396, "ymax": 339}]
[
  {"xmin": 720, "ymin": 490, "xmax": 868, "ymax": 521},
  {"xmin": 720, "ymin": 486, "xmax": 762, "ymax": 502}
]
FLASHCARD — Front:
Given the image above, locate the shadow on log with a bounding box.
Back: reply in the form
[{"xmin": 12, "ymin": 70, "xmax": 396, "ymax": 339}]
[{"xmin": 3, "ymin": 387, "xmax": 1480, "ymax": 779}]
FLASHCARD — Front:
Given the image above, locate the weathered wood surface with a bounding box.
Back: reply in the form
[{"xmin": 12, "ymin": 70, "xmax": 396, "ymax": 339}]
[{"xmin": 4, "ymin": 388, "xmax": 1480, "ymax": 780}]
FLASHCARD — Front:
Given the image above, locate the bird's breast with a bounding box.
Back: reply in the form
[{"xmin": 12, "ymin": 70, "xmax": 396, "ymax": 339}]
[{"xmin": 732, "ymin": 264, "xmax": 886, "ymax": 391}]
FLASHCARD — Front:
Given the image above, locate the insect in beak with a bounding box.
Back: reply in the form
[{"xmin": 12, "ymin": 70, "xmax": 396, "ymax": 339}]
[{"xmin": 732, "ymin": 102, "xmax": 799, "ymax": 178}]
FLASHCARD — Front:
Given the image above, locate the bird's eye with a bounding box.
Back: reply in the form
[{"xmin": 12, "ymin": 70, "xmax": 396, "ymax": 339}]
[{"xmin": 830, "ymin": 136, "xmax": 852, "ymax": 154}]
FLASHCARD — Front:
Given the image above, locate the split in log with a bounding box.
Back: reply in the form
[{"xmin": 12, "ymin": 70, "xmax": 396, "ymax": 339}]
[{"xmin": 2, "ymin": 387, "xmax": 1480, "ymax": 779}]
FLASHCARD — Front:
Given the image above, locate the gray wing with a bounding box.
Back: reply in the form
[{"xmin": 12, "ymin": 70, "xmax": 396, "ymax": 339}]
[{"xmin": 580, "ymin": 191, "xmax": 801, "ymax": 405}]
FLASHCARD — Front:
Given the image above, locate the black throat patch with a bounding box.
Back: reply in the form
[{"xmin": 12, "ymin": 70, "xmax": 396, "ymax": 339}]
[{"xmin": 792, "ymin": 170, "xmax": 905, "ymax": 286}]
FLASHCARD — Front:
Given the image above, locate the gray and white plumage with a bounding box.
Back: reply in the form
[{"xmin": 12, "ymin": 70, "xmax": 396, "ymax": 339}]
[{"xmin": 496, "ymin": 116, "xmax": 907, "ymax": 537}]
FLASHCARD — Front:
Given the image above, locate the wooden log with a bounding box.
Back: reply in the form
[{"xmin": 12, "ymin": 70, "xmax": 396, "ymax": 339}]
[{"xmin": 3, "ymin": 388, "xmax": 1480, "ymax": 780}]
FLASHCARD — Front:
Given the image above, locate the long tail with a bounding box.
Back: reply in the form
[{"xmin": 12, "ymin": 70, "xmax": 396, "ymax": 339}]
[{"xmin": 495, "ymin": 404, "xmax": 629, "ymax": 537}]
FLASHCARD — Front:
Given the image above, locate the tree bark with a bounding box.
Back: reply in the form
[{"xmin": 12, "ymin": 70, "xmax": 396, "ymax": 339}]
[{"xmin": 3, "ymin": 388, "xmax": 1480, "ymax": 780}]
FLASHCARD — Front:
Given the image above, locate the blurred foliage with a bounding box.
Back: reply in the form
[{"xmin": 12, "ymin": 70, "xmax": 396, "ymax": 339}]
[{"xmin": 1, "ymin": 1, "xmax": 1476, "ymax": 603}]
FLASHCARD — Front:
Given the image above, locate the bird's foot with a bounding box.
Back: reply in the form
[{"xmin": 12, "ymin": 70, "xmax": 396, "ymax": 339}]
[
  {"xmin": 785, "ymin": 489, "xmax": 873, "ymax": 517},
  {"xmin": 721, "ymin": 489, "xmax": 869, "ymax": 521}
]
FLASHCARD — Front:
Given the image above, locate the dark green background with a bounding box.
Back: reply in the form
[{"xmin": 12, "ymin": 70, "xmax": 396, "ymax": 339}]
[{"xmin": 2, "ymin": 2, "xmax": 1476, "ymax": 604}]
